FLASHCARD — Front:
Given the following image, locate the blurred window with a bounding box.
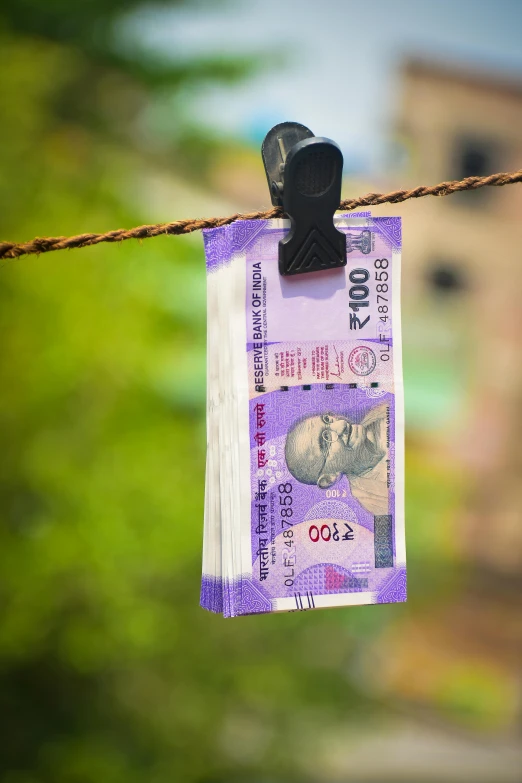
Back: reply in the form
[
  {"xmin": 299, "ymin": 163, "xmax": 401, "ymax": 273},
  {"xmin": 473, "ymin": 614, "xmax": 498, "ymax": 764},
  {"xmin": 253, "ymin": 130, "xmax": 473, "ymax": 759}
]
[
  {"xmin": 452, "ymin": 136, "xmax": 500, "ymax": 207},
  {"xmin": 427, "ymin": 261, "xmax": 467, "ymax": 296}
]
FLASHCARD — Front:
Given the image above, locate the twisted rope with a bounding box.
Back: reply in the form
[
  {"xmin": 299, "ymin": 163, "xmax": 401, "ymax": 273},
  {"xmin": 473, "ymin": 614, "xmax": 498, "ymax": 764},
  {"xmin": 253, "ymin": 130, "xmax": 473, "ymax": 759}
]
[{"xmin": 1, "ymin": 168, "xmax": 521, "ymax": 260}]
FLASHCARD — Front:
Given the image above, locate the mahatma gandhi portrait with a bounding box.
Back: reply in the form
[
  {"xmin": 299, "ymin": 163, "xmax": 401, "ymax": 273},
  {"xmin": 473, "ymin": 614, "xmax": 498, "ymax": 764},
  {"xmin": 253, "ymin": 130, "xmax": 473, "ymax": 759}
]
[{"xmin": 284, "ymin": 403, "xmax": 389, "ymax": 515}]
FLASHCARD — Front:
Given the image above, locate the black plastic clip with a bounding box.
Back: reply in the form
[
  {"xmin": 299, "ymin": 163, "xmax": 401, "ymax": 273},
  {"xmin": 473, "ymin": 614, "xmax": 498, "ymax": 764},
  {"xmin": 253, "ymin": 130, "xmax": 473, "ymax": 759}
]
[{"xmin": 261, "ymin": 121, "xmax": 346, "ymax": 277}]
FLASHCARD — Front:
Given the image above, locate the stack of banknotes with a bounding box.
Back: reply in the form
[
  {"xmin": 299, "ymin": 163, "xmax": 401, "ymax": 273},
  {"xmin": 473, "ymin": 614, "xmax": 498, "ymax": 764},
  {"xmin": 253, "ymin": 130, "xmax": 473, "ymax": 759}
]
[{"xmin": 201, "ymin": 214, "xmax": 405, "ymax": 616}]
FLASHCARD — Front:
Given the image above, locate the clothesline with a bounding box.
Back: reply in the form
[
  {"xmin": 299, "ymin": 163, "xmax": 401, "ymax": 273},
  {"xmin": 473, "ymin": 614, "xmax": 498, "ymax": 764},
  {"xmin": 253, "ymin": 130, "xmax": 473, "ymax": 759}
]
[{"xmin": 1, "ymin": 168, "xmax": 521, "ymax": 260}]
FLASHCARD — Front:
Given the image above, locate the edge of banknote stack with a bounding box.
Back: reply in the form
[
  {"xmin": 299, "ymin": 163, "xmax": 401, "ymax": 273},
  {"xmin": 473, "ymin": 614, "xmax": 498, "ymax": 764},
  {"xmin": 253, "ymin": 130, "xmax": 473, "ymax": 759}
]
[{"xmin": 201, "ymin": 214, "xmax": 406, "ymax": 617}]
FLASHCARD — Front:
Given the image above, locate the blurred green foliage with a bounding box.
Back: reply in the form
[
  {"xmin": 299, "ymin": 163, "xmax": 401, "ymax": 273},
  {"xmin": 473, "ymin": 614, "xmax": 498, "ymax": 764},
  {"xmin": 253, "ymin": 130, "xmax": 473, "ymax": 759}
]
[{"xmin": 0, "ymin": 2, "xmax": 494, "ymax": 782}]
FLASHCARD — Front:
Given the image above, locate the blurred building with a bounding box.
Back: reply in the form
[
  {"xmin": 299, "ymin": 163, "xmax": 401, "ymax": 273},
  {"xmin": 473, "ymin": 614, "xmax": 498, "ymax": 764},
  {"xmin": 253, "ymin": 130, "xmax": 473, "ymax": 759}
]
[
  {"xmin": 400, "ymin": 59, "xmax": 522, "ymax": 571},
  {"xmin": 364, "ymin": 59, "xmax": 522, "ymax": 734}
]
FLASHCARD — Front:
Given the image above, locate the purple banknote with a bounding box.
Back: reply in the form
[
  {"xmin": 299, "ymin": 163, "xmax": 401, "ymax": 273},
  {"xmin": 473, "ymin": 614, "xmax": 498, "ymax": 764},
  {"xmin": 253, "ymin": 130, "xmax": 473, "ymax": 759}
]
[{"xmin": 202, "ymin": 215, "xmax": 405, "ymax": 616}]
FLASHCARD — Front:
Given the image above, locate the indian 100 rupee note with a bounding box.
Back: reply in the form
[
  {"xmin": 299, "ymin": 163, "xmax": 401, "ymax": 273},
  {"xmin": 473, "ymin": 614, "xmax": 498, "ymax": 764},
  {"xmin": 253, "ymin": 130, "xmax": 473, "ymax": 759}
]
[{"xmin": 202, "ymin": 215, "xmax": 405, "ymax": 616}]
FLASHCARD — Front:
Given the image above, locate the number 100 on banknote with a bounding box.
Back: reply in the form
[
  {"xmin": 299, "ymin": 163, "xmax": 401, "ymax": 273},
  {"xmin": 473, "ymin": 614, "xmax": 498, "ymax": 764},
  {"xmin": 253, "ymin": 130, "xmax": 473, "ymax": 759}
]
[{"xmin": 202, "ymin": 215, "xmax": 405, "ymax": 616}]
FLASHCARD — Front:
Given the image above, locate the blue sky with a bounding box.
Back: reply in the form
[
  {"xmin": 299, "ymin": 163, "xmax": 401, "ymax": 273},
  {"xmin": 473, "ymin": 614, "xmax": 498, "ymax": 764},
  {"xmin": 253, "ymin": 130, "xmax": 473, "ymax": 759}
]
[{"xmin": 133, "ymin": 0, "xmax": 522, "ymax": 174}]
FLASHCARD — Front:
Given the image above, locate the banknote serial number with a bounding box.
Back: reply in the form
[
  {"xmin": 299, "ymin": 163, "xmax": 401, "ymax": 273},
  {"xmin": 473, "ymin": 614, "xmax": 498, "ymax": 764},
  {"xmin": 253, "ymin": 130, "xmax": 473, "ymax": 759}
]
[
  {"xmin": 279, "ymin": 482, "xmax": 296, "ymax": 587},
  {"xmin": 349, "ymin": 258, "xmax": 389, "ymax": 331}
]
